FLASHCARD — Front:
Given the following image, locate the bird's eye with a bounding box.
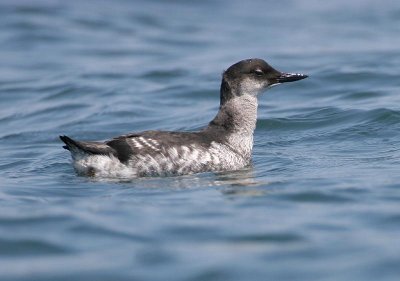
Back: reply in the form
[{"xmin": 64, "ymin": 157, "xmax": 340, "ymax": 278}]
[{"xmin": 254, "ymin": 69, "xmax": 264, "ymax": 76}]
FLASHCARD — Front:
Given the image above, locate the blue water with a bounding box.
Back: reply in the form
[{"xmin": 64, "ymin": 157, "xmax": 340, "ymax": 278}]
[{"xmin": 1, "ymin": 0, "xmax": 400, "ymax": 280}]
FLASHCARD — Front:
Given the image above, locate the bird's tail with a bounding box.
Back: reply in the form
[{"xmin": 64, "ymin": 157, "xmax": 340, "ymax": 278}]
[
  {"xmin": 59, "ymin": 135, "xmax": 79, "ymax": 151},
  {"xmin": 59, "ymin": 135, "xmax": 112, "ymax": 155}
]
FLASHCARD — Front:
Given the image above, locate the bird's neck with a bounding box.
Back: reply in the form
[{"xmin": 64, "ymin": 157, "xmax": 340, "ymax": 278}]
[{"xmin": 207, "ymin": 94, "xmax": 258, "ymax": 136}]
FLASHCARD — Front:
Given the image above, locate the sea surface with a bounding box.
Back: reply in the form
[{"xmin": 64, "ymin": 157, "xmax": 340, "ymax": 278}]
[{"xmin": 1, "ymin": 0, "xmax": 400, "ymax": 280}]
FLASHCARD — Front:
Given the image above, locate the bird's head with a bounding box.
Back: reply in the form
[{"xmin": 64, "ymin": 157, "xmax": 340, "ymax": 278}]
[{"xmin": 220, "ymin": 58, "xmax": 307, "ymax": 106}]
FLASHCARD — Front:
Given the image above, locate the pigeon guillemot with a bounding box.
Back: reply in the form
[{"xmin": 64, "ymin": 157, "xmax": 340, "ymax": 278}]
[{"xmin": 60, "ymin": 58, "xmax": 307, "ymax": 178}]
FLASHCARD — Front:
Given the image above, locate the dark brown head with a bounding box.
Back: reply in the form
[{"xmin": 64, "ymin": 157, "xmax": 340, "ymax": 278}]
[{"xmin": 220, "ymin": 58, "xmax": 307, "ymax": 106}]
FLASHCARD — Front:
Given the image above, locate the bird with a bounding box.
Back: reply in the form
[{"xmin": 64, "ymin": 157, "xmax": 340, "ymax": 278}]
[{"xmin": 60, "ymin": 58, "xmax": 307, "ymax": 178}]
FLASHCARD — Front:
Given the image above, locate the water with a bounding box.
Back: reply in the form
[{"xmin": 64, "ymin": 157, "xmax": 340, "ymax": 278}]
[{"xmin": 1, "ymin": 0, "xmax": 400, "ymax": 280}]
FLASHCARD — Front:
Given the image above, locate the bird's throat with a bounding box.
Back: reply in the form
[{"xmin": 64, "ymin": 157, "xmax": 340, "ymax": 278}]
[{"xmin": 208, "ymin": 95, "xmax": 258, "ymax": 135}]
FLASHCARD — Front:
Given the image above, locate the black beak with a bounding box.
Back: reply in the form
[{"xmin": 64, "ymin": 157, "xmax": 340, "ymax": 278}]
[{"xmin": 276, "ymin": 72, "xmax": 308, "ymax": 83}]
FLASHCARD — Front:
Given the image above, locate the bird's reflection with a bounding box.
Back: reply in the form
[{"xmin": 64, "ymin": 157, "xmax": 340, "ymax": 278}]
[
  {"xmin": 99, "ymin": 164, "xmax": 273, "ymax": 197},
  {"xmin": 214, "ymin": 166, "xmax": 259, "ymax": 187},
  {"xmin": 214, "ymin": 166, "xmax": 272, "ymax": 197}
]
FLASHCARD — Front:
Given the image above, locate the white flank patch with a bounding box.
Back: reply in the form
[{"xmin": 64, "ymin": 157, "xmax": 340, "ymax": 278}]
[
  {"xmin": 139, "ymin": 137, "xmax": 160, "ymax": 151},
  {"xmin": 148, "ymin": 138, "xmax": 159, "ymax": 146},
  {"xmin": 190, "ymin": 148, "xmax": 199, "ymax": 162},
  {"xmin": 73, "ymin": 154, "xmax": 136, "ymax": 178},
  {"xmin": 168, "ymin": 147, "xmax": 179, "ymax": 159},
  {"xmin": 130, "ymin": 138, "xmax": 143, "ymax": 149},
  {"xmin": 180, "ymin": 146, "xmax": 190, "ymax": 158}
]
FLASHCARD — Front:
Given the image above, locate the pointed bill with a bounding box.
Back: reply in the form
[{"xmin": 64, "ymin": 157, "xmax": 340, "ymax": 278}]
[{"xmin": 276, "ymin": 72, "xmax": 308, "ymax": 83}]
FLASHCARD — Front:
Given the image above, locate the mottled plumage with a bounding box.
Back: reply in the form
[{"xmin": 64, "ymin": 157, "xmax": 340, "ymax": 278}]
[{"xmin": 60, "ymin": 58, "xmax": 307, "ymax": 178}]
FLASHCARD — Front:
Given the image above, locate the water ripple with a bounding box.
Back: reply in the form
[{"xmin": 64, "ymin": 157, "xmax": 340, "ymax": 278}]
[{"xmin": 0, "ymin": 238, "xmax": 70, "ymax": 256}]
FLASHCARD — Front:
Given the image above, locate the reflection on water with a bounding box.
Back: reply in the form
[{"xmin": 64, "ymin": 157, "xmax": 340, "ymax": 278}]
[{"xmin": 216, "ymin": 167, "xmax": 271, "ymax": 197}]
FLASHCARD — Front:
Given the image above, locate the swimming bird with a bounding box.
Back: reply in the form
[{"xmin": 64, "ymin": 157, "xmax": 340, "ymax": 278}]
[{"xmin": 60, "ymin": 58, "xmax": 307, "ymax": 178}]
